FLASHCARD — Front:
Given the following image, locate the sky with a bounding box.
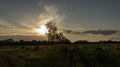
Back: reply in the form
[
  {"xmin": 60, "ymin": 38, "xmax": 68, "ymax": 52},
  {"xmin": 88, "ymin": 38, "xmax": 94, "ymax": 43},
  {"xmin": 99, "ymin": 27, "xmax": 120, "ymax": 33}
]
[{"xmin": 0, "ymin": 0, "xmax": 120, "ymax": 41}]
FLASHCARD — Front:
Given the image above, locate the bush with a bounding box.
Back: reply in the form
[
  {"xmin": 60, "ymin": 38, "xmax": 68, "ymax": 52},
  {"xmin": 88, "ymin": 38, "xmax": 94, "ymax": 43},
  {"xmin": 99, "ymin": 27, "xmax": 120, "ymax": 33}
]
[
  {"xmin": 20, "ymin": 46, "xmax": 24, "ymax": 49},
  {"xmin": 34, "ymin": 46, "xmax": 39, "ymax": 51},
  {"xmin": 0, "ymin": 55, "xmax": 24, "ymax": 67},
  {"xmin": 96, "ymin": 47, "xmax": 103, "ymax": 51}
]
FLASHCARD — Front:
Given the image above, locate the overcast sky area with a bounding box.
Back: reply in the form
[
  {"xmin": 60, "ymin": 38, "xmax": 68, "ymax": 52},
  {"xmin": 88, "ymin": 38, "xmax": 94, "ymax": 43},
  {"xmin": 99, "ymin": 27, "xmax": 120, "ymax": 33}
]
[{"xmin": 0, "ymin": 0, "xmax": 120, "ymax": 41}]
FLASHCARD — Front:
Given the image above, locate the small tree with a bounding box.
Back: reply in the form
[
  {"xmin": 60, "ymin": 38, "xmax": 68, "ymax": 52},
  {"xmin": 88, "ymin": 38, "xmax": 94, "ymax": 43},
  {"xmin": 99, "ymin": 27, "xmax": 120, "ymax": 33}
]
[{"xmin": 45, "ymin": 21, "xmax": 70, "ymax": 43}]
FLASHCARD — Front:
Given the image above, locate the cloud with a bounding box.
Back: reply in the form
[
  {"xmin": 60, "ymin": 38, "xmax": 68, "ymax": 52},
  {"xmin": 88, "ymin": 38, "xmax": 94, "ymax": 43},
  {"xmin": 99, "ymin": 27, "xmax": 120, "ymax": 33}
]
[
  {"xmin": 60, "ymin": 29, "xmax": 81, "ymax": 34},
  {"xmin": 0, "ymin": 3, "xmax": 65, "ymax": 35},
  {"xmin": 61, "ymin": 29, "xmax": 119, "ymax": 35},
  {"xmin": 36, "ymin": 5, "xmax": 65, "ymax": 27},
  {"xmin": 82, "ymin": 30, "xmax": 119, "ymax": 35},
  {"xmin": 0, "ymin": 19, "xmax": 32, "ymax": 29},
  {"xmin": 0, "ymin": 18, "xmax": 36, "ymax": 35},
  {"xmin": 0, "ymin": 28, "xmax": 37, "ymax": 36},
  {"xmin": 0, "ymin": 19, "xmax": 13, "ymax": 29},
  {"xmin": 109, "ymin": 37, "xmax": 120, "ymax": 40}
]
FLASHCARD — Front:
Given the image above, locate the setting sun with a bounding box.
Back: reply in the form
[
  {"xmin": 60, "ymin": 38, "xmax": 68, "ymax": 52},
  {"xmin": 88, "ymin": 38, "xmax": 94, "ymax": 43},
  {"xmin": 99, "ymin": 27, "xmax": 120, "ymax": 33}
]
[{"xmin": 35, "ymin": 25, "xmax": 48, "ymax": 35}]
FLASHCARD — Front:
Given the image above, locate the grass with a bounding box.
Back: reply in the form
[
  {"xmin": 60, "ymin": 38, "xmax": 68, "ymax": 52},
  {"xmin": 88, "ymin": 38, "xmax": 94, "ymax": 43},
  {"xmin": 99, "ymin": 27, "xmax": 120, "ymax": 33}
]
[{"xmin": 0, "ymin": 44, "xmax": 120, "ymax": 67}]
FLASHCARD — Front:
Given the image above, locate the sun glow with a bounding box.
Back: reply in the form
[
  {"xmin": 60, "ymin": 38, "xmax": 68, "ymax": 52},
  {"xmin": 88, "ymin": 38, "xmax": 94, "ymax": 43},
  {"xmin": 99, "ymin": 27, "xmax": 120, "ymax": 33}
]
[{"xmin": 35, "ymin": 25, "xmax": 48, "ymax": 35}]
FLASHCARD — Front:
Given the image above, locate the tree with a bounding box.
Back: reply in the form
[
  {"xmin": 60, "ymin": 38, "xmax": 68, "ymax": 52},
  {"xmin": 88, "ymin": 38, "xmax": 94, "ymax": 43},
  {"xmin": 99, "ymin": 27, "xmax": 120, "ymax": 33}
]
[{"xmin": 45, "ymin": 21, "xmax": 70, "ymax": 43}]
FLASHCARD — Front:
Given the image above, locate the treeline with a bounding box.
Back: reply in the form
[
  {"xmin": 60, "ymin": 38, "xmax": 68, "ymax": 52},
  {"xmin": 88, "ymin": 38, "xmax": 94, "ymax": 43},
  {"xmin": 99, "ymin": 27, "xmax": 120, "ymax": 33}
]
[
  {"xmin": 0, "ymin": 39, "xmax": 71, "ymax": 45},
  {"xmin": 73, "ymin": 40, "xmax": 120, "ymax": 44},
  {"xmin": 0, "ymin": 39, "xmax": 120, "ymax": 45}
]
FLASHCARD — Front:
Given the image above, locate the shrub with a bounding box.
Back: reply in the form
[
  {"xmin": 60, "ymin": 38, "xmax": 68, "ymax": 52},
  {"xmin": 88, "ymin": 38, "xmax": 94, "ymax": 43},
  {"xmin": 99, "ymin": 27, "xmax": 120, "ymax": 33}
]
[
  {"xmin": 96, "ymin": 47, "xmax": 103, "ymax": 51},
  {"xmin": 34, "ymin": 46, "xmax": 39, "ymax": 51},
  {"xmin": 20, "ymin": 46, "xmax": 24, "ymax": 49}
]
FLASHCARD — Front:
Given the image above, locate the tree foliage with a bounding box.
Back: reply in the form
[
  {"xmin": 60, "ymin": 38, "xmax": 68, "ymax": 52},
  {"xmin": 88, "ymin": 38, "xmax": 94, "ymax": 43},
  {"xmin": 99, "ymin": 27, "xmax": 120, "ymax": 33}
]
[{"xmin": 45, "ymin": 21, "xmax": 69, "ymax": 43}]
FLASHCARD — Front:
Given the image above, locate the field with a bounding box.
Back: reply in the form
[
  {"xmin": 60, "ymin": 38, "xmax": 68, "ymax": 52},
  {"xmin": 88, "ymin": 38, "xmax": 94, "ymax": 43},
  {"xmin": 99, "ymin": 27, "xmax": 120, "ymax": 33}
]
[{"xmin": 0, "ymin": 44, "xmax": 120, "ymax": 67}]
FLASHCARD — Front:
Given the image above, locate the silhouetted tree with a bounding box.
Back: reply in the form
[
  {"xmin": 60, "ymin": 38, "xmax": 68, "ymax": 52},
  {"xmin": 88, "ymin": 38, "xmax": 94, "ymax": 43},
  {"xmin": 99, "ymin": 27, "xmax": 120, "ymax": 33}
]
[{"xmin": 45, "ymin": 21, "xmax": 70, "ymax": 44}]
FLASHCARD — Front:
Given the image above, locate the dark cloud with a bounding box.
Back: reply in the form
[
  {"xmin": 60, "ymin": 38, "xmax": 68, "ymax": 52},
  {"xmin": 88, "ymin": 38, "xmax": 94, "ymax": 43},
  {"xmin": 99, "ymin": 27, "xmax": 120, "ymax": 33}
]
[
  {"xmin": 82, "ymin": 30, "xmax": 119, "ymax": 35},
  {"xmin": 60, "ymin": 29, "xmax": 81, "ymax": 34},
  {"xmin": 61, "ymin": 29, "xmax": 119, "ymax": 35}
]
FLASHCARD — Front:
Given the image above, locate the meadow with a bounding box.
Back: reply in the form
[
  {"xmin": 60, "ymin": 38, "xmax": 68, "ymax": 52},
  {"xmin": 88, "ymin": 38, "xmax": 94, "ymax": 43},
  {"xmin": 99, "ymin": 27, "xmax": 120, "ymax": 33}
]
[{"xmin": 0, "ymin": 44, "xmax": 120, "ymax": 67}]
